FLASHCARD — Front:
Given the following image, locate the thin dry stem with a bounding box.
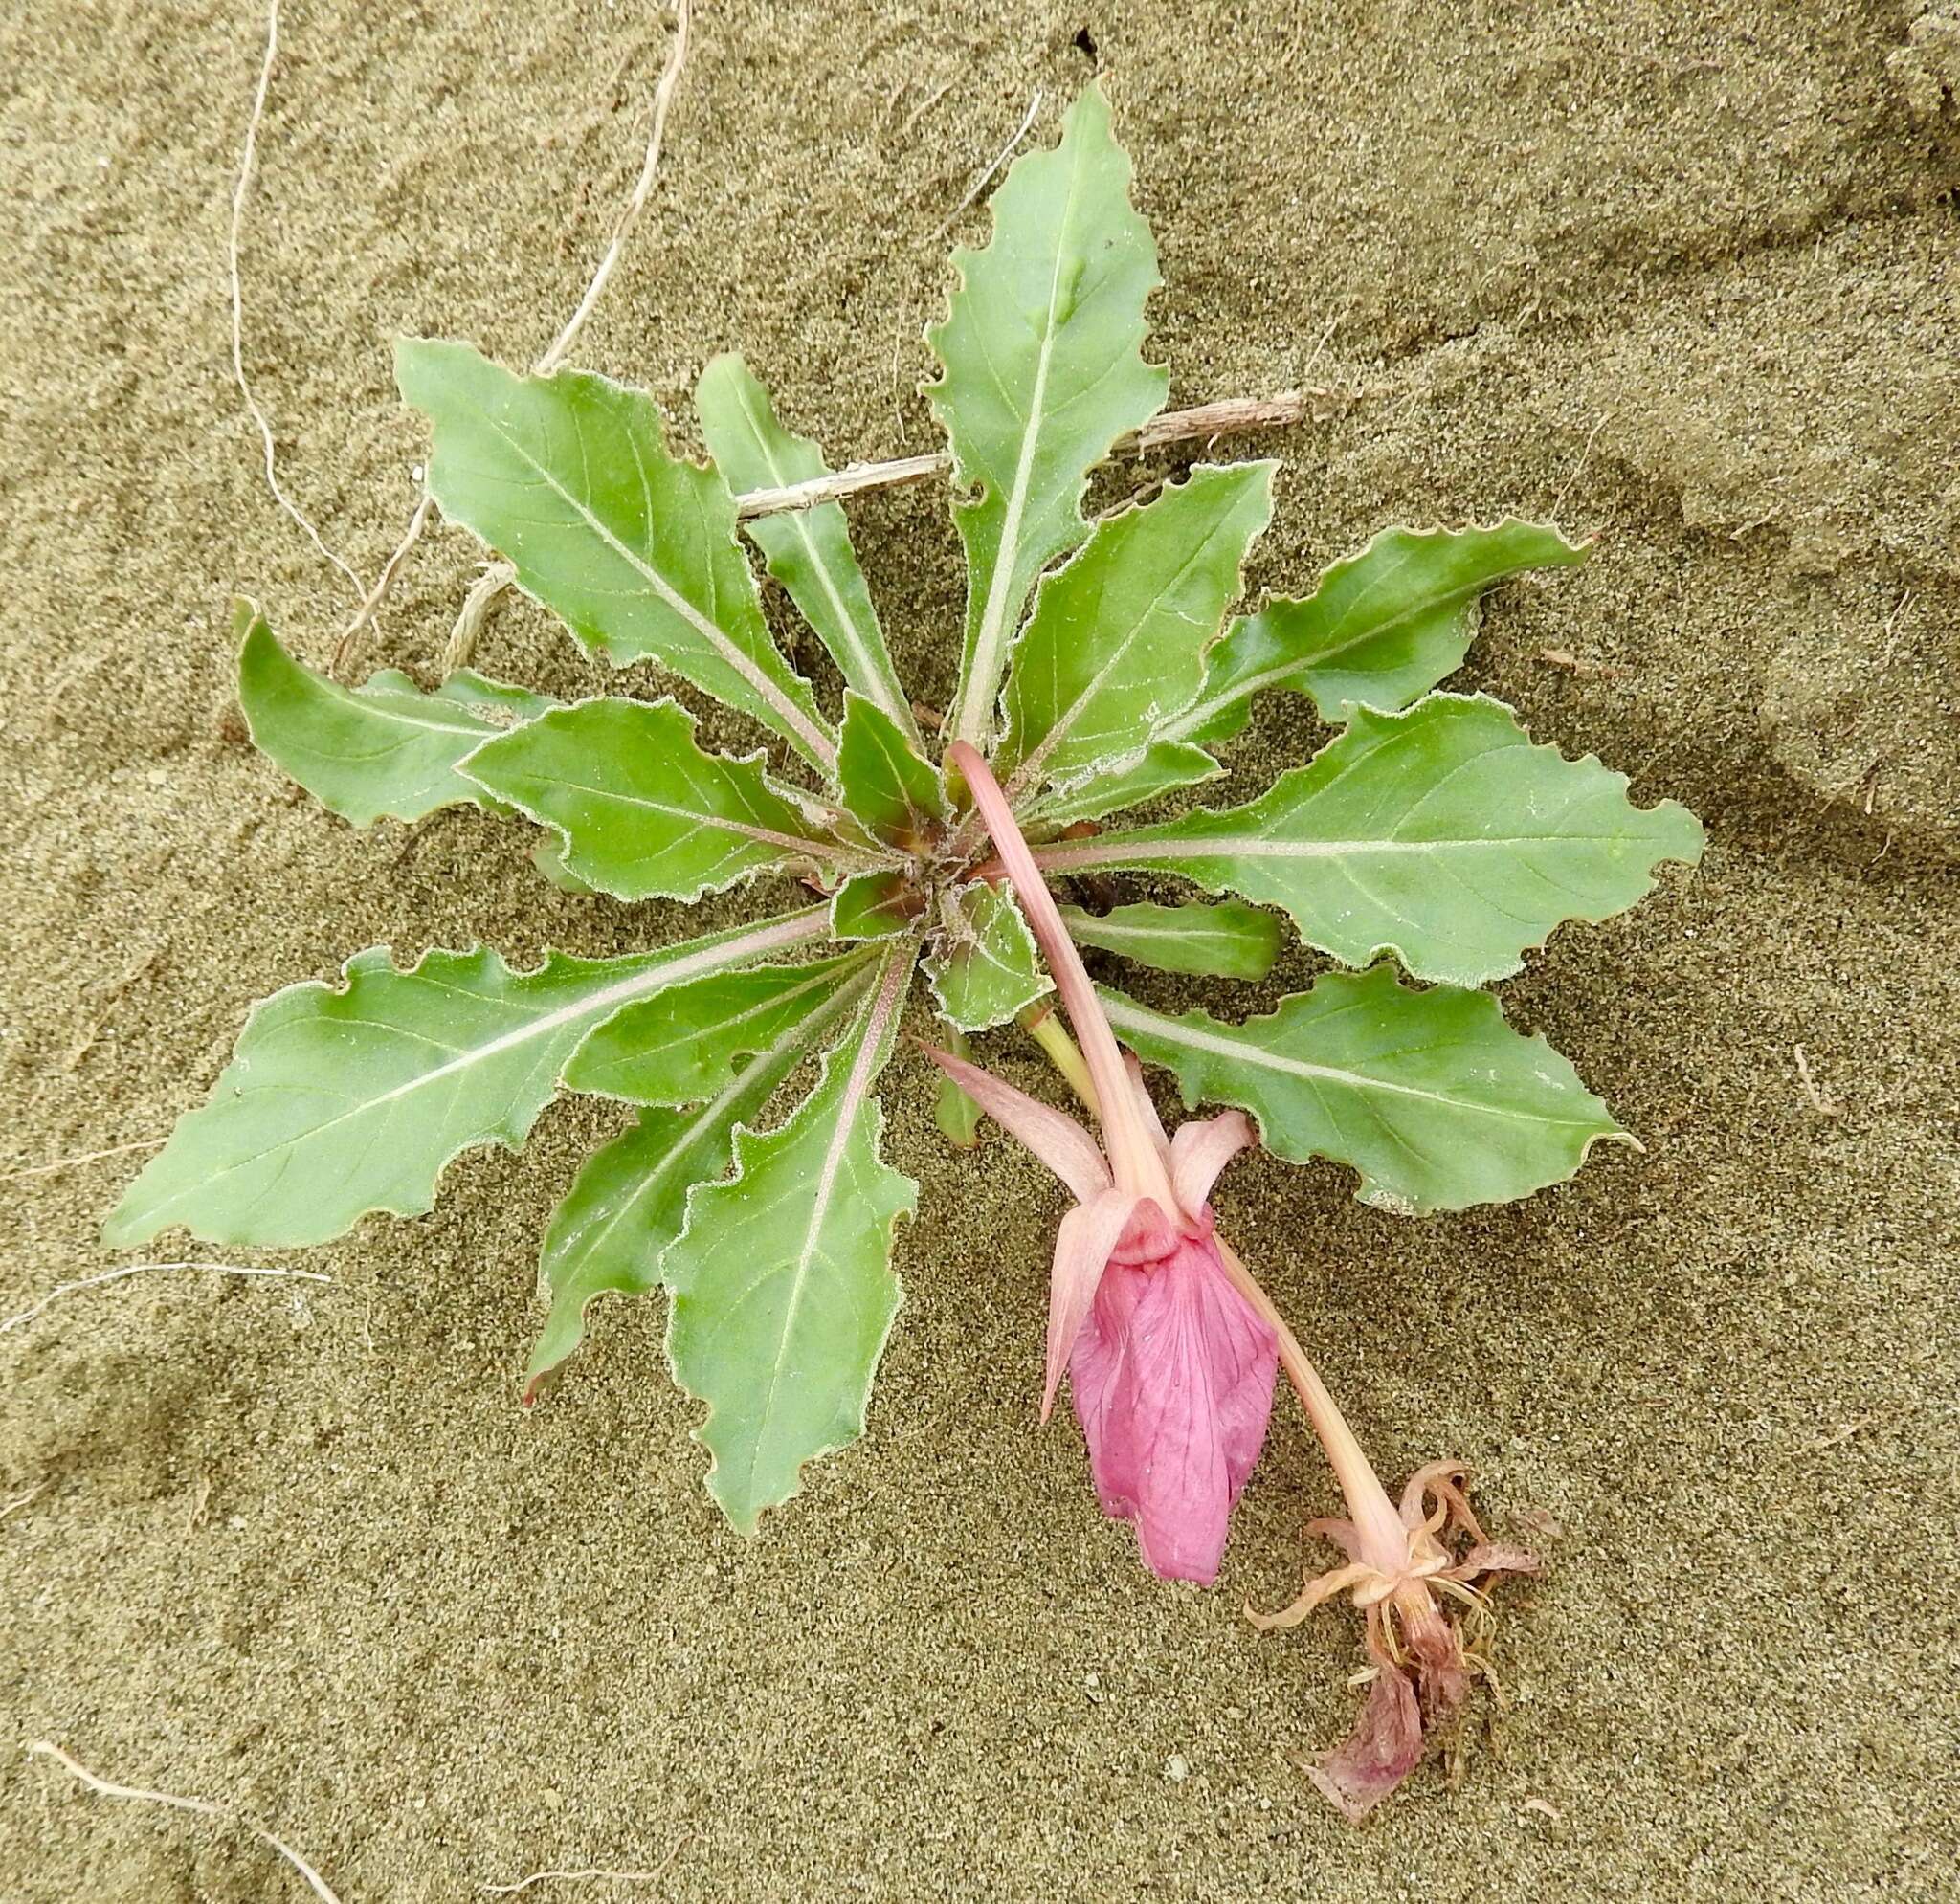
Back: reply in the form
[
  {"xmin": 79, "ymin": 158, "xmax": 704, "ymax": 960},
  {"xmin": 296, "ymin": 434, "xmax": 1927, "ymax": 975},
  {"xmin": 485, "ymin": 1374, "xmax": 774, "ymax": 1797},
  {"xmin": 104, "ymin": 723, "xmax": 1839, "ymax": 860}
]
[
  {"xmin": 1, "ymin": 1484, "xmax": 46, "ymax": 1523},
  {"xmin": 0, "ymin": 1135, "xmax": 165, "ymax": 1184},
  {"xmin": 1793, "ymin": 1044, "xmax": 1843, "ymax": 1120},
  {"xmin": 332, "ymin": 493, "xmax": 434, "ymax": 677},
  {"xmin": 481, "ymin": 1845, "xmax": 686, "ymax": 1895},
  {"xmin": 443, "ymin": 559, "xmax": 520, "ymax": 674},
  {"xmin": 28, "ymin": 1741, "xmax": 344, "ymax": 1904},
  {"xmin": 734, "ymin": 389, "xmax": 1335, "ymax": 519},
  {"xmin": 231, "ymin": 0, "xmax": 362, "ymax": 600},
  {"xmin": 3, "ymin": 1260, "xmax": 333, "ymax": 1335},
  {"xmin": 334, "ymin": 0, "xmax": 693, "ymax": 675},
  {"xmin": 537, "ymin": 0, "xmax": 693, "ymax": 374},
  {"xmin": 928, "ymin": 89, "xmax": 1042, "ymax": 241}
]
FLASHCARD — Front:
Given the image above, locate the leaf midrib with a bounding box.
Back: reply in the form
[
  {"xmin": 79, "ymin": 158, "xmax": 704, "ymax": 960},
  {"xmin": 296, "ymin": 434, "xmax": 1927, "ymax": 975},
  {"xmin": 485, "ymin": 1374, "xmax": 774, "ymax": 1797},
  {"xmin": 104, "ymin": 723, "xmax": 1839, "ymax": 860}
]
[
  {"xmin": 474, "ymin": 407, "xmax": 836, "ymax": 769},
  {"xmin": 139, "ymin": 914, "xmax": 828, "ymax": 1216},
  {"xmin": 734, "ymin": 948, "xmax": 908, "ymax": 1500},
  {"xmin": 950, "ymin": 132, "xmax": 1091, "ymax": 750},
  {"xmin": 1102, "ymin": 995, "xmax": 1603, "ymax": 1132}
]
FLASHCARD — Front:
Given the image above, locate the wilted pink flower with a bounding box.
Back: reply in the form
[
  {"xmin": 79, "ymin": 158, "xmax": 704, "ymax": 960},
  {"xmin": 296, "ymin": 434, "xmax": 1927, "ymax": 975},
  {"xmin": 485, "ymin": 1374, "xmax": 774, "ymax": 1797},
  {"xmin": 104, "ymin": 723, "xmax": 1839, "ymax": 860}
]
[
  {"xmin": 937, "ymin": 742, "xmax": 1278, "ymax": 1584},
  {"xmin": 1239, "ymin": 1373, "xmax": 1543, "ymax": 1820}
]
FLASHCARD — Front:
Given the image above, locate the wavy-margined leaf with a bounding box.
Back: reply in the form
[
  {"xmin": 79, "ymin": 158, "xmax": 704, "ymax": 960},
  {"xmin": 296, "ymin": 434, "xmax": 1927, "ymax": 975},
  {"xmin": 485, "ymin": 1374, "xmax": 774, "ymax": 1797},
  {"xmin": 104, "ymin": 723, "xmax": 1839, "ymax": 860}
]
[
  {"xmin": 1169, "ymin": 520, "xmax": 1589, "ymax": 740},
  {"xmin": 102, "ymin": 909, "xmax": 831, "ymax": 1250},
  {"xmin": 666, "ymin": 946, "xmax": 918, "ymax": 1531},
  {"xmin": 563, "ymin": 954, "xmax": 870, "ymax": 1105},
  {"xmin": 1030, "ymin": 740, "xmax": 1222, "ymax": 829},
  {"xmin": 235, "ymin": 601, "xmax": 553, "ymax": 826},
  {"xmin": 926, "ymin": 881, "xmax": 1051, "ymax": 1031},
  {"xmin": 830, "ymin": 866, "xmax": 921, "ymax": 941},
  {"xmin": 1058, "ymin": 899, "xmax": 1281, "ymax": 981},
  {"xmin": 695, "ymin": 354, "xmax": 915, "ymax": 742},
  {"xmin": 836, "ymin": 693, "xmax": 948, "ymax": 850},
  {"xmin": 524, "ymin": 975, "xmax": 868, "ymax": 1399},
  {"xmin": 995, "ymin": 462, "xmax": 1275, "ymax": 798},
  {"xmin": 929, "ymin": 84, "xmax": 1169, "ymax": 749},
  {"xmin": 460, "ymin": 698, "xmax": 858, "ymax": 903},
  {"xmin": 1101, "ymin": 966, "xmax": 1627, "ymax": 1213},
  {"xmin": 396, "ymin": 338, "xmax": 835, "ymax": 770},
  {"xmin": 1027, "ymin": 694, "xmax": 1705, "ymax": 985}
]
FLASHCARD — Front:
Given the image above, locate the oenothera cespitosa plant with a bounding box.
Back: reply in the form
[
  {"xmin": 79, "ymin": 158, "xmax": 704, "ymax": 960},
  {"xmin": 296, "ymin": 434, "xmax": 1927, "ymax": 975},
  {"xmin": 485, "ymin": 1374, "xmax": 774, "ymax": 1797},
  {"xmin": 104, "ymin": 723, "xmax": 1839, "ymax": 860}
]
[{"xmin": 107, "ymin": 86, "xmax": 1702, "ymax": 1811}]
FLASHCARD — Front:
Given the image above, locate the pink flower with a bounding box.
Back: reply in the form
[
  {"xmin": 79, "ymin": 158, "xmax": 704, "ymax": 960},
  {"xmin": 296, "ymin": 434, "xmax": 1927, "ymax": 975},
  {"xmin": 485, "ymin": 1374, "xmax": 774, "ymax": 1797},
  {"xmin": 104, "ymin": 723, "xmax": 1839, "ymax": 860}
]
[
  {"xmin": 926, "ymin": 1044, "xmax": 1277, "ymax": 1583},
  {"xmin": 1247, "ymin": 1448, "xmax": 1542, "ymax": 1819},
  {"xmin": 1070, "ymin": 1209, "xmax": 1278, "ymax": 1583},
  {"xmin": 934, "ymin": 742, "xmax": 1277, "ymax": 1583}
]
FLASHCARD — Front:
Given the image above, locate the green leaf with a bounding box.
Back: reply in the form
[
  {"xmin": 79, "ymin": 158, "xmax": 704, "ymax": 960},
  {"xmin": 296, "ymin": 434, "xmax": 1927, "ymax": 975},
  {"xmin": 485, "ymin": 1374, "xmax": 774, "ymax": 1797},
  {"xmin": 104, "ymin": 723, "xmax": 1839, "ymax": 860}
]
[
  {"xmin": 926, "ymin": 881, "xmax": 1051, "ymax": 1031},
  {"xmin": 102, "ymin": 909, "xmax": 831, "ymax": 1251},
  {"xmin": 996, "ymin": 462, "xmax": 1275, "ymax": 796},
  {"xmin": 1029, "ymin": 739, "xmax": 1222, "ymax": 829},
  {"xmin": 1102, "ymin": 966, "xmax": 1627, "ymax": 1213},
  {"xmin": 563, "ymin": 954, "xmax": 869, "ymax": 1105},
  {"xmin": 459, "ymin": 697, "xmax": 856, "ymax": 903},
  {"xmin": 1029, "ymin": 694, "xmax": 1705, "ymax": 986},
  {"xmin": 395, "ymin": 338, "xmax": 835, "ymax": 770},
  {"xmin": 929, "ymin": 84, "xmax": 1169, "ymax": 750},
  {"xmin": 835, "ymin": 692, "xmax": 949, "ymax": 850},
  {"xmin": 1057, "ymin": 899, "xmax": 1281, "ymax": 981},
  {"xmin": 235, "ymin": 600, "xmax": 552, "ymax": 827},
  {"xmin": 1169, "ymin": 520, "xmax": 1589, "ymax": 740},
  {"xmin": 830, "ymin": 867, "xmax": 921, "ymax": 941},
  {"xmin": 666, "ymin": 946, "xmax": 919, "ymax": 1532},
  {"xmin": 931, "ymin": 1028, "xmax": 983, "ymax": 1149},
  {"xmin": 524, "ymin": 976, "xmax": 867, "ymax": 1398},
  {"xmin": 695, "ymin": 354, "xmax": 916, "ymax": 742}
]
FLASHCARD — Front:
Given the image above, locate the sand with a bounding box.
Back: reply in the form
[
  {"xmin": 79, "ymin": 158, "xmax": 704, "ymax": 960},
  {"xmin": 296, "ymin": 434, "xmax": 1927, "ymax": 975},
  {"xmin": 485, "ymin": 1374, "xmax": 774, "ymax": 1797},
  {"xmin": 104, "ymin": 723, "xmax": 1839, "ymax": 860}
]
[{"xmin": 3, "ymin": 2, "xmax": 1957, "ymax": 1897}]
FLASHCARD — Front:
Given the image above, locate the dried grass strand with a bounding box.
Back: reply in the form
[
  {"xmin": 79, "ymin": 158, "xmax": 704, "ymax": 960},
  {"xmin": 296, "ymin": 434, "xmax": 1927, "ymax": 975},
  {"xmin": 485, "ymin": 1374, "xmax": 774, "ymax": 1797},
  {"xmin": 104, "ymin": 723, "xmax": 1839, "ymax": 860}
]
[
  {"xmin": 334, "ymin": 0, "xmax": 695, "ymax": 675},
  {"xmin": 0, "ymin": 1136, "xmax": 165, "ymax": 1184},
  {"xmin": 28, "ymin": 1741, "xmax": 344, "ymax": 1904},
  {"xmin": 733, "ymin": 389, "xmax": 1334, "ymax": 518},
  {"xmin": 481, "ymin": 1852, "xmax": 683, "ymax": 1896},
  {"xmin": 230, "ymin": 0, "xmax": 362, "ymax": 600},
  {"xmin": 928, "ymin": 88, "xmax": 1042, "ymax": 241},
  {"xmin": 536, "ymin": 0, "xmax": 694, "ymax": 374},
  {"xmin": 3, "ymin": 1260, "xmax": 333, "ymax": 1335}
]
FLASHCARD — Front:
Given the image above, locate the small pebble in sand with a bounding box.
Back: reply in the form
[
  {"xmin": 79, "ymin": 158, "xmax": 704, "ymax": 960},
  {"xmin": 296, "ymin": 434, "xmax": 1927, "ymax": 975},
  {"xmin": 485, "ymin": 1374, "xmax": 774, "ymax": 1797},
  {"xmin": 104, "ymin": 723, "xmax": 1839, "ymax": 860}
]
[{"xmin": 1164, "ymin": 1754, "xmax": 1190, "ymax": 1782}]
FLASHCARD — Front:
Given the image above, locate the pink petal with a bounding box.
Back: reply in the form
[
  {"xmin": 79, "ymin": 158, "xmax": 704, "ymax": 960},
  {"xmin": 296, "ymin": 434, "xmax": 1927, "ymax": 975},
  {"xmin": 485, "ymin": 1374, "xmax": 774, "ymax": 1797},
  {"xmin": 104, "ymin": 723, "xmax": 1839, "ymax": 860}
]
[
  {"xmin": 918, "ymin": 1046, "xmax": 1111, "ymax": 1203},
  {"xmin": 1068, "ymin": 1232, "xmax": 1278, "ymax": 1584},
  {"xmin": 1045, "ymin": 1189, "xmax": 1142, "ymax": 1421},
  {"xmin": 1308, "ymin": 1649, "xmax": 1424, "ymax": 1824},
  {"xmin": 1169, "ymin": 1109, "xmax": 1255, "ymax": 1214},
  {"xmin": 1448, "ymin": 1540, "xmax": 1543, "ymax": 1582}
]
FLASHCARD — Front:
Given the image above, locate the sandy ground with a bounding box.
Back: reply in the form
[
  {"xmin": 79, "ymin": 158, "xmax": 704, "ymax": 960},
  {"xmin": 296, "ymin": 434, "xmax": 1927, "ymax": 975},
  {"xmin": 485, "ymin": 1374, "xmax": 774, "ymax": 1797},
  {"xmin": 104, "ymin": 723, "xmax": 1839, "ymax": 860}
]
[{"xmin": 3, "ymin": 2, "xmax": 1958, "ymax": 1898}]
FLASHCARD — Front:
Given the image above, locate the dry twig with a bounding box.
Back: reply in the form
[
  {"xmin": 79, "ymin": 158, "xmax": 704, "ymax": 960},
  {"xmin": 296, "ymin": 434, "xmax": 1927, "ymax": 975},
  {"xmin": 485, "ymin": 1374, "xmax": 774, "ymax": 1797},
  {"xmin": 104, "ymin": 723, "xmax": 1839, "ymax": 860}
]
[
  {"xmin": 1, "ymin": 1484, "xmax": 46, "ymax": 1523},
  {"xmin": 29, "ymin": 1741, "xmax": 344, "ymax": 1904},
  {"xmin": 734, "ymin": 388, "xmax": 1337, "ymax": 519},
  {"xmin": 1793, "ymin": 1045, "xmax": 1843, "ymax": 1120},
  {"xmin": 443, "ymin": 559, "xmax": 522, "ymax": 674},
  {"xmin": 537, "ymin": 0, "xmax": 693, "ymax": 373}
]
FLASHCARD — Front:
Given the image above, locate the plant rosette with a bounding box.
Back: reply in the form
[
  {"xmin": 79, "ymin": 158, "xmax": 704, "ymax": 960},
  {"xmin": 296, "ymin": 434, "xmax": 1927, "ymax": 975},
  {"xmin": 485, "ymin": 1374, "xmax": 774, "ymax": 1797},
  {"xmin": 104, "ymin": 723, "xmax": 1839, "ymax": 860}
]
[{"xmin": 108, "ymin": 84, "xmax": 1702, "ymax": 1812}]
